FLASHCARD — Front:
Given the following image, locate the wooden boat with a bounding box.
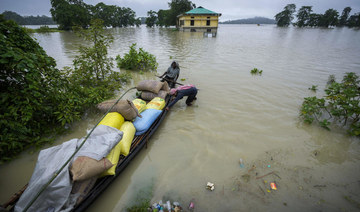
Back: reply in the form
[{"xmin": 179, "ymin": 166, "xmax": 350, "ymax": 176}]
[
  {"xmin": 73, "ymin": 95, "xmax": 170, "ymax": 212},
  {"xmin": 2, "ymin": 90, "xmax": 171, "ymax": 212}
]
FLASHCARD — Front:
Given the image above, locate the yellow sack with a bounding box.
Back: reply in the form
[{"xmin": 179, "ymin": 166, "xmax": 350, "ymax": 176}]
[
  {"xmin": 132, "ymin": 98, "xmax": 146, "ymax": 113},
  {"xmin": 101, "ymin": 144, "xmax": 121, "ymax": 176},
  {"xmin": 98, "ymin": 112, "xmax": 124, "ymax": 130},
  {"xmin": 146, "ymin": 97, "xmax": 165, "ymax": 110},
  {"xmin": 101, "ymin": 121, "xmax": 136, "ymax": 176},
  {"xmin": 119, "ymin": 122, "xmax": 136, "ymax": 156}
]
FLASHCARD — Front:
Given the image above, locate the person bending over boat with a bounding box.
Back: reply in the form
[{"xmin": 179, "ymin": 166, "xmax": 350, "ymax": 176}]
[
  {"xmin": 166, "ymin": 84, "xmax": 198, "ymax": 111},
  {"xmin": 159, "ymin": 61, "xmax": 180, "ymax": 88}
]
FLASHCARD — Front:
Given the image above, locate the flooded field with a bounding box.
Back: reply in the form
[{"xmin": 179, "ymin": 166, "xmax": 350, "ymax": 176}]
[{"xmin": 1, "ymin": 24, "xmax": 360, "ymax": 211}]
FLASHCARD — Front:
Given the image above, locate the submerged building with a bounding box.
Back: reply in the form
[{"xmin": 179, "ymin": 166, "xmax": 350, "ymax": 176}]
[{"xmin": 177, "ymin": 6, "xmax": 222, "ymax": 36}]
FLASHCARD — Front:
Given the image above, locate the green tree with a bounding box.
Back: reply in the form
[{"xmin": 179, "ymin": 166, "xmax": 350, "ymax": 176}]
[
  {"xmin": 2, "ymin": 11, "xmax": 26, "ymax": 25},
  {"xmin": 295, "ymin": 6, "xmax": 312, "ymax": 27},
  {"xmin": 2, "ymin": 11, "xmax": 56, "ymax": 25},
  {"xmin": 116, "ymin": 43, "xmax": 158, "ymax": 71},
  {"xmin": 318, "ymin": 9, "xmax": 339, "ymax": 27},
  {"xmin": 146, "ymin": 10, "xmax": 157, "ymax": 27},
  {"xmin": 0, "ymin": 16, "xmax": 68, "ymax": 161},
  {"xmin": 72, "ymin": 19, "xmax": 115, "ymax": 80},
  {"xmin": 167, "ymin": 0, "xmax": 196, "ymax": 26},
  {"xmin": 157, "ymin": 9, "xmax": 171, "ymax": 27},
  {"xmin": 0, "ymin": 16, "xmax": 130, "ymax": 162},
  {"xmin": 50, "ymin": 0, "xmax": 91, "ymax": 30},
  {"xmin": 338, "ymin": 7, "xmax": 352, "ymax": 26},
  {"xmin": 308, "ymin": 13, "xmax": 322, "ymax": 27},
  {"xmin": 348, "ymin": 13, "xmax": 360, "ymax": 28},
  {"xmin": 59, "ymin": 19, "xmax": 130, "ymax": 125},
  {"xmin": 135, "ymin": 18, "xmax": 141, "ymax": 27},
  {"xmin": 275, "ymin": 4, "xmax": 296, "ymax": 27},
  {"xmin": 91, "ymin": 3, "xmax": 117, "ymax": 27}
]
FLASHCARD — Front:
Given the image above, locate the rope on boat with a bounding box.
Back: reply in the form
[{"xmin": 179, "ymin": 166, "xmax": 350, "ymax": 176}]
[{"xmin": 23, "ymin": 87, "xmax": 137, "ymax": 212}]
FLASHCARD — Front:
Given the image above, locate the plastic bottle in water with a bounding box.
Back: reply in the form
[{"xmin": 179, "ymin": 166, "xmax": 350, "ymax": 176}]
[
  {"xmin": 166, "ymin": 201, "xmax": 171, "ymax": 211},
  {"xmin": 239, "ymin": 158, "xmax": 245, "ymax": 168}
]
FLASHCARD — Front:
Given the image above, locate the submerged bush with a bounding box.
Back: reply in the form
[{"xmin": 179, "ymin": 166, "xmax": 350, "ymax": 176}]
[
  {"xmin": 0, "ymin": 18, "xmax": 130, "ymax": 162},
  {"xmin": 300, "ymin": 72, "xmax": 360, "ymax": 135},
  {"xmin": 0, "ymin": 16, "xmax": 67, "ymax": 162},
  {"xmin": 250, "ymin": 68, "xmax": 263, "ymax": 75},
  {"xmin": 116, "ymin": 43, "xmax": 158, "ymax": 71}
]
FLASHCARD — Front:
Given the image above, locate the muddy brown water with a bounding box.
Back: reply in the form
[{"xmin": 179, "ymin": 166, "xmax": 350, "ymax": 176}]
[{"xmin": 1, "ymin": 25, "xmax": 360, "ymax": 211}]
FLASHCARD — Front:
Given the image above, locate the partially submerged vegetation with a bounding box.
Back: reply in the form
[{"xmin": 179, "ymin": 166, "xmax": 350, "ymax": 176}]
[
  {"xmin": 308, "ymin": 85, "xmax": 318, "ymax": 92},
  {"xmin": 116, "ymin": 43, "xmax": 158, "ymax": 72},
  {"xmin": 0, "ymin": 18, "xmax": 131, "ymax": 162},
  {"xmin": 250, "ymin": 68, "xmax": 263, "ymax": 75},
  {"xmin": 300, "ymin": 72, "xmax": 360, "ymax": 135},
  {"xmin": 50, "ymin": 0, "xmax": 140, "ymax": 30},
  {"xmin": 145, "ymin": 0, "xmax": 196, "ymax": 27},
  {"xmin": 22, "ymin": 26, "xmax": 63, "ymax": 33}
]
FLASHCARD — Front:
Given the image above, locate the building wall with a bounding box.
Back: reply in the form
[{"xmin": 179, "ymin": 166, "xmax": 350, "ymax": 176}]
[{"xmin": 178, "ymin": 15, "xmax": 219, "ymax": 28}]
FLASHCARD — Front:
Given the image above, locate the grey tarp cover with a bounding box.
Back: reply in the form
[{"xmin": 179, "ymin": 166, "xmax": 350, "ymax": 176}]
[{"xmin": 15, "ymin": 125, "xmax": 123, "ymax": 212}]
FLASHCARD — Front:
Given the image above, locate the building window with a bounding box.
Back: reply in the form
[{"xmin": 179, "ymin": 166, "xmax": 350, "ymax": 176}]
[
  {"xmin": 190, "ymin": 29, "xmax": 196, "ymax": 32},
  {"xmin": 190, "ymin": 20, "xmax": 194, "ymax": 26},
  {"xmin": 207, "ymin": 20, "xmax": 210, "ymax": 26},
  {"xmin": 207, "ymin": 29, "xmax": 211, "ymax": 32},
  {"xmin": 180, "ymin": 20, "xmax": 184, "ymax": 26}
]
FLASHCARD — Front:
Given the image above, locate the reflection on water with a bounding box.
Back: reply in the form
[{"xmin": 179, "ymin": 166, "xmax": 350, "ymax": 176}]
[{"xmin": 1, "ymin": 25, "xmax": 360, "ymax": 211}]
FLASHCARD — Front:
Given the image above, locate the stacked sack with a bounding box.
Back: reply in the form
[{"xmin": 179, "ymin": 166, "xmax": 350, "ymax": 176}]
[
  {"xmin": 92, "ymin": 99, "xmax": 140, "ymax": 176},
  {"xmin": 133, "ymin": 97, "xmax": 166, "ymax": 135},
  {"xmin": 137, "ymin": 80, "xmax": 170, "ymax": 101},
  {"xmin": 79, "ymin": 80, "xmax": 168, "ymax": 178},
  {"xmin": 96, "ymin": 99, "xmax": 140, "ymax": 121}
]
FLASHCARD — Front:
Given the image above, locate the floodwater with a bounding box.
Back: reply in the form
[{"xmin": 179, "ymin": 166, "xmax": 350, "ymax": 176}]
[{"xmin": 1, "ymin": 25, "xmax": 360, "ymax": 211}]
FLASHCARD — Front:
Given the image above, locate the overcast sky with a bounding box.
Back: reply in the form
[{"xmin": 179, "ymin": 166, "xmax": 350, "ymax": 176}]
[{"xmin": 1, "ymin": 0, "xmax": 360, "ymax": 21}]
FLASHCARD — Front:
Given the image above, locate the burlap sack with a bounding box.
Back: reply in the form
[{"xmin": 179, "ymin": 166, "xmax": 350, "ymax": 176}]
[
  {"xmin": 137, "ymin": 80, "xmax": 164, "ymax": 94},
  {"xmin": 157, "ymin": 90, "xmax": 168, "ymax": 99},
  {"xmin": 140, "ymin": 91, "xmax": 157, "ymax": 101},
  {"xmin": 70, "ymin": 156, "xmax": 113, "ymax": 182},
  {"xmin": 97, "ymin": 99, "xmax": 139, "ymax": 120},
  {"xmin": 71, "ymin": 177, "xmax": 97, "ymax": 206},
  {"xmin": 161, "ymin": 81, "xmax": 170, "ymax": 92},
  {"xmin": 141, "ymin": 90, "xmax": 168, "ymax": 101}
]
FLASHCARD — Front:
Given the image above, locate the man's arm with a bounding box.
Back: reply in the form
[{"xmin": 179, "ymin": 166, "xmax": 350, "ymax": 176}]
[
  {"xmin": 167, "ymin": 92, "xmax": 183, "ymax": 108},
  {"xmin": 160, "ymin": 67, "xmax": 170, "ymax": 78}
]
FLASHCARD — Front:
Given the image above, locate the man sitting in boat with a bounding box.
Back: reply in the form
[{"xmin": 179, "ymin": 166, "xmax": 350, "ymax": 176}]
[
  {"xmin": 159, "ymin": 61, "xmax": 180, "ymax": 88},
  {"xmin": 166, "ymin": 84, "xmax": 198, "ymax": 110}
]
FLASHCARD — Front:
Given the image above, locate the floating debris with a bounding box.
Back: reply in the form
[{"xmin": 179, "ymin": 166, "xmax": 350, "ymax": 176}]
[
  {"xmin": 206, "ymin": 182, "xmax": 215, "ymax": 191},
  {"xmin": 270, "ymin": 182, "xmax": 277, "ymax": 190},
  {"xmin": 248, "ymin": 165, "xmax": 256, "ymax": 173},
  {"xmin": 241, "ymin": 174, "xmax": 251, "ymax": 183},
  {"xmin": 188, "ymin": 201, "xmax": 194, "ymax": 209},
  {"xmin": 239, "ymin": 158, "xmax": 245, "ymax": 168}
]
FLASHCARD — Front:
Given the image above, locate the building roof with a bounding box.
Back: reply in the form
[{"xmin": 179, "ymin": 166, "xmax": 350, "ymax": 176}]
[{"xmin": 184, "ymin": 6, "xmax": 221, "ymax": 16}]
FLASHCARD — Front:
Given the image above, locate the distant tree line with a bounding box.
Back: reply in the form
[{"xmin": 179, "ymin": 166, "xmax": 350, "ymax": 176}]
[
  {"xmin": 50, "ymin": 0, "xmax": 141, "ymax": 30},
  {"xmin": 275, "ymin": 4, "xmax": 360, "ymax": 28},
  {"xmin": 2, "ymin": 11, "xmax": 56, "ymax": 25},
  {"xmin": 221, "ymin": 17, "xmax": 276, "ymax": 24},
  {"xmin": 145, "ymin": 0, "xmax": 196, "ymax": 27}
]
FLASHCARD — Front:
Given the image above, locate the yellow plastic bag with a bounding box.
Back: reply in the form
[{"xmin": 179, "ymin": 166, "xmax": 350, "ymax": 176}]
[
  {"xmin": 101, "ymin": 144, "xmax": 121, "ymax": 176},
  {"xmin": 101, "ymin": 121, "xmax": 135, "ymax": 176},
  {"xmin": 146, "ymin": 97, "xmax": 165, "ymax": 110},
  {"xmin": 98, "ymin": 112, "xmax": 124, "ymax": 130},
  {"xmin": 119, "ymin": 122, "xmax": 136, "ymax": 156},
  {"xmin": 132, "ymin": 98, "xmax": 146, "ymax": 113}
]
